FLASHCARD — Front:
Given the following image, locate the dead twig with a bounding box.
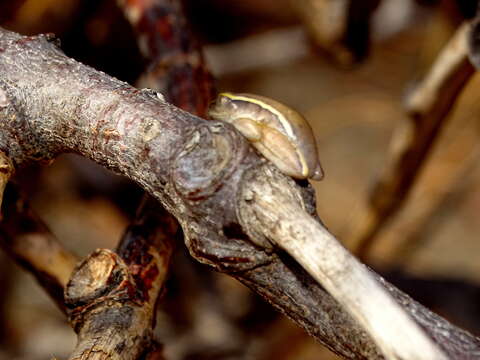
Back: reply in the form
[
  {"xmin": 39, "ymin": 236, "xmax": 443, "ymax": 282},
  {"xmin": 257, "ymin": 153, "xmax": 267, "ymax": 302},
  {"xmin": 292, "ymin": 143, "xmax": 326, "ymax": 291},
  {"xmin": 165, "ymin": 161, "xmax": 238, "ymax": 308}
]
[
  {"xmin": 292, "ymin": 0, "xmax": 350, "ymax": 53},
  {"xmin": 353, "ymin": 21, "xmax": 476, "ymax": 259},
  {"xmin": 381, "ymin": 115, "xmax": 480, "ymax": 266},
  {"xmin": 467, "ymin": 16, "xmax": 480, "ymax": 69},
  {"xmin": 0, "ymin": 183, "xmax": 79, "ymax": 311},
  {"xmin": 0, "ymin": 152, "xmax": 77, "ymax": 311},
  {"xmin": 239, "ymin": 165, "xmax": 446, "ymax": 360}
]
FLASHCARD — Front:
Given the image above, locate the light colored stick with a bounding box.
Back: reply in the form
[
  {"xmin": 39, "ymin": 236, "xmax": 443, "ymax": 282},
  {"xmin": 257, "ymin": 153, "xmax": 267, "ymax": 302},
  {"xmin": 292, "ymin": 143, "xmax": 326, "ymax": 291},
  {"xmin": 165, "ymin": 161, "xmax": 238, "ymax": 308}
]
[
  {"xmin": 241, "ymin": 166, "xmax": 447, "ymax": 360},
  {"xmin": 0, "ymin": 183, "xmax": 79, "ymax": 311},
  {"xmin": 406, "ymin": 22, "xmax": 473, "ymax": 117},
  {"xmin": 351, "ymin": 21, "xmax": 475, "ymax": 258}
]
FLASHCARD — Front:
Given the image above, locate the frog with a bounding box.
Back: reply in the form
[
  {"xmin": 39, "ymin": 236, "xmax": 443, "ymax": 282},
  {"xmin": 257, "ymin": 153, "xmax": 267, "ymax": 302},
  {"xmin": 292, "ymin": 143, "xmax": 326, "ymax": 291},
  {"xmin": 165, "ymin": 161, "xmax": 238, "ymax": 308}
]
[{"xmin": 208, "ymin": 92, "xmax": 323, "ymax": 180}]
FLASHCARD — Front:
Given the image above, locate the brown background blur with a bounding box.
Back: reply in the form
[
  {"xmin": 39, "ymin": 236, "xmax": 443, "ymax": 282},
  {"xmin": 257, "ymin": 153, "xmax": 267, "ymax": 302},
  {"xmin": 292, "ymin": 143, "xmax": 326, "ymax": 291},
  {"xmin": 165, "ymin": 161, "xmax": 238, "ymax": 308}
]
[{"xmin": 1, "ymin": 1, "xmax": 480, "ymax": 359}]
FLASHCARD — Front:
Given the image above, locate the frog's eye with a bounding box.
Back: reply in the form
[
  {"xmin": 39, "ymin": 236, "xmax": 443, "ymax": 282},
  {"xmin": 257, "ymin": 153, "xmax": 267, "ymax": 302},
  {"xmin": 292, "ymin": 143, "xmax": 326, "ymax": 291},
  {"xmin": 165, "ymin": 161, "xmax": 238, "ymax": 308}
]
[{"xmin": 219, "ymin": 95, "xmax": 231, "ymax": 106}]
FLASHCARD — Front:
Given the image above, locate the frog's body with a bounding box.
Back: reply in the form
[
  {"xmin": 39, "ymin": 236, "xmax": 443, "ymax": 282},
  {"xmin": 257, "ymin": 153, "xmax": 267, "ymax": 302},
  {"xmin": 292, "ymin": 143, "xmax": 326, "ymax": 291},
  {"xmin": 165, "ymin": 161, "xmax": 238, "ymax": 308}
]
[{"xmin": 209, "ymin": 92, "xmax": 323, "ymax": 180}]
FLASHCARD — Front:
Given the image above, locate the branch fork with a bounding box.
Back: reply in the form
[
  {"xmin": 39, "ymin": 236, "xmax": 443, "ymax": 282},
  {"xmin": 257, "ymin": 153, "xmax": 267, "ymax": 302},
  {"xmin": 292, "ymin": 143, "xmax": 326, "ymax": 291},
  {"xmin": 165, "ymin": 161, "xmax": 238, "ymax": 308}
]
[{"xmin": 0, "ymin": 26, "xmax": 478, "ymax": 359}]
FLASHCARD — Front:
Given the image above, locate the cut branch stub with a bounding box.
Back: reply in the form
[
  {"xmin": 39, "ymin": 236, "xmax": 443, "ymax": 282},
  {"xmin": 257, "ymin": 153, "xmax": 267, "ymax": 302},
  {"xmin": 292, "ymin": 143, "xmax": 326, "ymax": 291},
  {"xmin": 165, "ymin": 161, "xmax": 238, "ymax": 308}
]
[
  {"xmin": 65, "ymin": 246, "xmax": 170, "ymax": 360},
  {"xmin": 63, "ymin": 197, "xmax": 173, "ymax": 360},
  {"xmin": 65, "ymin": 250, "xmax": 132, "ymax": 331}
]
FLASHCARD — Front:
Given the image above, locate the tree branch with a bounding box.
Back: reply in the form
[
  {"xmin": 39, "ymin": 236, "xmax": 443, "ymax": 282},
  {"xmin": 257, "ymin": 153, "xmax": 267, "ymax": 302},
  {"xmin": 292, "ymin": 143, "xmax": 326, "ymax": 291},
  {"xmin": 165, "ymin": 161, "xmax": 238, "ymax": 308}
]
[
  {"xmin": 353, "ymin": 21, "xmax": 476, "ymax": 259},
  {"xmin": 239, "ymin": 165, "xmax": 448, "ymax": 359},
  {"xmin": 116, "ymin": 0, "xmax": 214, "ymax": 117},
  {"xmin": 66, "ymin": 197, "xmax": 174, "ymax": 360},
  {"xmin": 0, "ymin": 183, "xmax": 78, "ymax": 311},
  {"xmin": 0, "ymin": 152, "xmax": 77, "ymax": 312},
  {"xmin": 1, "ymin": 27, "xmax": 479, "ymax": 359}
]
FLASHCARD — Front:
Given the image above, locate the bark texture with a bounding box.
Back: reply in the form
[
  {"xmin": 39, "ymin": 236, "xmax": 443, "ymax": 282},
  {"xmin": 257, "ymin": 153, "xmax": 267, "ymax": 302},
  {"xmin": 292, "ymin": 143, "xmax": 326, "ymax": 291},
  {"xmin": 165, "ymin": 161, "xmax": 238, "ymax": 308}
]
[
  {"xmin": 65, "ymin": 198, "xmax": 174, "ymax": 360},
  {"xmin": 1, "ymin": 27, "xmax": 480, "ymax": 359}
]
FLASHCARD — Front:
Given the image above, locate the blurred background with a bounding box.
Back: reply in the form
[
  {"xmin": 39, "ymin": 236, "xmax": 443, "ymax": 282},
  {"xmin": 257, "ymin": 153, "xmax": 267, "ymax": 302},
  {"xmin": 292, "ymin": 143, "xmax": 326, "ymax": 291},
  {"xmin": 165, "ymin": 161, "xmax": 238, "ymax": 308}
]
[{"xmin": 1, "ymin": 0, "xmax": 480, "ymax": 359}]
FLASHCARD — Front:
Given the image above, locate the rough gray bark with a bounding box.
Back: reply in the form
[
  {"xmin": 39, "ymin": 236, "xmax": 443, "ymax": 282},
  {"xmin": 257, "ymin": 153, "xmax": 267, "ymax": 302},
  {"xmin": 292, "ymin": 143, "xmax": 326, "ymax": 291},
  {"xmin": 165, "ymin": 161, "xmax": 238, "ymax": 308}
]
[
  {"xmin": 1, "ymin": 27, "xmax": 480, "ymax": 359},
  {"xmin": 65, "ymin": 197, "xmax": 174, "ymax": 360}
]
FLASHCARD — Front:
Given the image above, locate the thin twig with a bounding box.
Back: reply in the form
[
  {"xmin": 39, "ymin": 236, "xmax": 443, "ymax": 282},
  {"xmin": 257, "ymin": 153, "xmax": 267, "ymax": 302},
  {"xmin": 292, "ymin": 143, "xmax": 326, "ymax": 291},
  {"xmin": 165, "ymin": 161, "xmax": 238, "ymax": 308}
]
[
  {"xmin": 394, "ymin": 149, "xmax": 480, "ymax": 266},
  {"xmin": 0, "ymin": 183, "xmax": 79, "ymax": 311},
  {"xmin": 382, "ymin": 117, "xmax": 480, "ymax": 266},
  {"xmin": 0, "ymin": 147, "xmax": 77, "ymax": 311},
  {"xmin": 292, "ymin": 0, "xmax": 350, "ymax": 50},
  {"xmin": 467, "ymin": 16, "xmax": 480, "ymax": 69},
  {"xmin": 353, "ymin": 21, "xmax": 475, "ymax": 259}
]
